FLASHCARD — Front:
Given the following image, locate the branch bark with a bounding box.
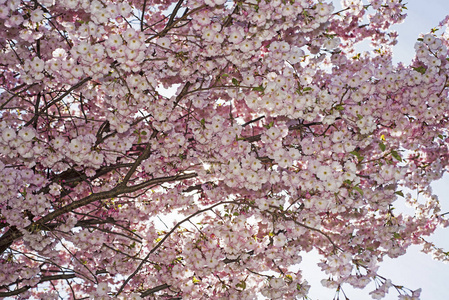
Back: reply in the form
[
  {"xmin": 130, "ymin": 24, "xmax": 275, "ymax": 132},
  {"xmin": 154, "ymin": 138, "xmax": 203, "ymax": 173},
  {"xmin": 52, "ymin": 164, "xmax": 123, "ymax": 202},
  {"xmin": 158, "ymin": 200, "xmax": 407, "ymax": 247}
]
[
  {"xmin": 0, "ymin": 274, "xmax": 76, "ymax": 297},
  {"xmin": 0, "ymin": 173, "xmax": 198, "ymax": 254}
]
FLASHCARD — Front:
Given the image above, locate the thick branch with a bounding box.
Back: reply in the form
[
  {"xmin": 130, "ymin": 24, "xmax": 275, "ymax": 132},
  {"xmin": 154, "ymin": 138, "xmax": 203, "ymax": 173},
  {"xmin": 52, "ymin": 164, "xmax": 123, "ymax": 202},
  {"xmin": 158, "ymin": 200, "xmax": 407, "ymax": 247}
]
[
  {"xmin": 0, "ymin": 274, "xmax": 76, "ymax": 297},
  {"xmin": 173, "ymin": 81, "xmax": 191, "ymax": 108},
  {"xmin": 0, "ymin": 173, "xmax": 198, "ymax": 254},
  {"xmin": 140, "ymin": 283, "xmax": 171, "ymax": 297},
  {"xmin": 140, "ymin": 0, "xmax": 148, "ymax": 31},
  {"xmin": 166, "ymin": 0, "xmax": 184, "ymax": 28},
  {"xmin": 120, "ymin": 141, "xmax": 152, "ymax": 187}
]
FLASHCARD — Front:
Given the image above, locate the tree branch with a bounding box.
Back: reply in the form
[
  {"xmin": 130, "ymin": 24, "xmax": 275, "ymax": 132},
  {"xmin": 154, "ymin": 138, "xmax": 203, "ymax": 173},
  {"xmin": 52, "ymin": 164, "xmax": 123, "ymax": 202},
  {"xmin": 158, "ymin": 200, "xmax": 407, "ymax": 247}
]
[
  {"xmin": 0, "ymin": 274, "xmax": 76, "ymax": 297},
  {"xmin": 0, "ymin": 173, "xmax": 197, "ymax": 254},
  {"xmin": 25, "ymin": 77, "xmax": 92, "ymax": 127},
  {"xmin": 140, "ymin": 283, "xmax": 171, "ymax": 297},
  {"xmin": 116, "ymin": 200, "xmax": 235, "ymax": 296},
  {"xmin": 166, "ymin": 0, "xmax": 184, "ymax": 29}
]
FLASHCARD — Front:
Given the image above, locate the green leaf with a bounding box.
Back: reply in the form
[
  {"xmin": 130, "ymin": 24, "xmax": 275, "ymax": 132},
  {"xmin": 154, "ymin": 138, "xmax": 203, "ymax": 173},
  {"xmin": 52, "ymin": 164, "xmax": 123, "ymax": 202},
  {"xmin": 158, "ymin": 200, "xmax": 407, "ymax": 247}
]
[
  {"xmin": 417, "ymin": 38, "xmax": 424, "ymax": 41},
  {"xmin": 200, "ymin": 118, "xmax": 206, "ymax": 125},
  {"xmin": 393, "ymin": 232, "xmax": 402, "ymax": 239},
  {"xmin": 236, "ymin": 281, "xmax": 246, "ymax": 290},
  {"xmin": 391, "ymin": 150, "xmax": 402, "ymax": 162},
  {"xmin": 379, "ymin": 142, "xmax": 386, "ymax": 152},
  {"xmin": 350, "ymin": 150, "xmax": 364, "ymax": 162},
  {"xmin": 232, "ymin": 78, "xmax": 240, "ymax": 86},
  {"xmin": 265, "ymin": 121, "xmax": 274, "ymax": 129},
  {"xmin": 303, "ymin": 87, "xmax": 312, "ymax": 92},
  {"xmin": 335, "ymin": 104, "xmax": 344, "ymax": 111},
  {"xmin": 412, "ymin": 66, "xmax": 427, "ymax": 74},
  {"xmin": 395, "ymin": 190, "xmax": 404, "ymax": 197},
  {"xmin": 253, "ymin": 85, "xmax": 265, "ymax": 92},
  {"xmin": 353, "ymin": 186, "xmax": 364, "ymax": 196}
]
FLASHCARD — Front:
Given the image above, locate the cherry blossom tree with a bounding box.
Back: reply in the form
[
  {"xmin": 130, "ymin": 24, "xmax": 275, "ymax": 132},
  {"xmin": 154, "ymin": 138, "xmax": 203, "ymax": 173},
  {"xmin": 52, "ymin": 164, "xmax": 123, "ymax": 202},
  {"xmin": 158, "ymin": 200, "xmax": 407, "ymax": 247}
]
[{"xmin": 1, "ymin": 0, "xmax": 448, "ymax": 299}]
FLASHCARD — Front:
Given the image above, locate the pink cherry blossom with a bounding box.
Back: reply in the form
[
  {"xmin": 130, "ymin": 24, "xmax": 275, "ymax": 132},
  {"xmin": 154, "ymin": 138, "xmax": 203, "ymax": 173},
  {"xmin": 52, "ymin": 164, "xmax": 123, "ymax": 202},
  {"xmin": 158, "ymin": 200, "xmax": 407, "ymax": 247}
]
[{"xmin": 0, "ymin": 0, "xmax": 448, "ymax": 299}]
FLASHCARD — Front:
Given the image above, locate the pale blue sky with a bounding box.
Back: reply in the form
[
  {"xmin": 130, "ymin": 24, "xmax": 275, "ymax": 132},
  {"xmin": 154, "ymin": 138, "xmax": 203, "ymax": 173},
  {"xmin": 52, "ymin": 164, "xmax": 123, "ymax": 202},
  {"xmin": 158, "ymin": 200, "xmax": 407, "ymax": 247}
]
[
  {"xmin": 390, "ymin": 0, "xmax": 448, "ymax": 64},
  {"xmin": 301, "ymin": 1, "xmax": 449, "ymax": 299}
]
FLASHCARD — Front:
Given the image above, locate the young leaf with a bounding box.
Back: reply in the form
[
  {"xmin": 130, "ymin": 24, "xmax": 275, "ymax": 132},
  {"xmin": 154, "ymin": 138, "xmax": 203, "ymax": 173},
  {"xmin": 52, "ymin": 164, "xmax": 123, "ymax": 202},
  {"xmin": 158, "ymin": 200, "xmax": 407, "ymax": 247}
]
[
  {"xmin": 253, "ymin": 85, "xmax": 265, "ymax": 92},
  {"xmin": 335, "ymin": 104, "xmax": 344, "ymax": 111},
  {"xmin": 236, "ymin": 281, "xmax": 246, "ymax": 290},
  {"xmin": 350, "ymin": 150, "xmax": 364, "ymax": 162},
  {"xmin": 395, "ymin": 190, "xmax": 404, "ymax": 197},
  {"xmin": 391, "ymin": 150, "xmax": 402, "ymax": 162},
  {"xmin": 393, "ymin": 232, "xmax": 402, "ymax": 239},
  {"xmin": 353, "ymin": 186, "xmax": 364, "ymax": 196},
  {"xmin": 412, "ymin": 66, "xmax": 426, "ymax": 74}
]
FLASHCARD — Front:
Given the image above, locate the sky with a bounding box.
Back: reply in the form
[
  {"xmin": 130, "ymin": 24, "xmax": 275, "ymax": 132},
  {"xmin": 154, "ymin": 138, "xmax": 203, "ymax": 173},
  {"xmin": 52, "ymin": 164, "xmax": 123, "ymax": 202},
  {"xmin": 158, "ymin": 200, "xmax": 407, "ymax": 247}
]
[
  {"xmin": 299, "ymin": 1, "xmax": 449, "ymax": 299},
  {"xmin": 300, "ymin": 175, "xmax": 449, "ymax": 300}
]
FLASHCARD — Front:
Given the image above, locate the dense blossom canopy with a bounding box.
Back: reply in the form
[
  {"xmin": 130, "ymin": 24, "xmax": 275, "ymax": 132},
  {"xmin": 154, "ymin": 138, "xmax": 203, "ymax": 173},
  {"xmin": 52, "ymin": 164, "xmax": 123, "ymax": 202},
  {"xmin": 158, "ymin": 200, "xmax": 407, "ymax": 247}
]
[{"xmin": 0, "ymin": 0, "xmax": 449, "ymax": 299}]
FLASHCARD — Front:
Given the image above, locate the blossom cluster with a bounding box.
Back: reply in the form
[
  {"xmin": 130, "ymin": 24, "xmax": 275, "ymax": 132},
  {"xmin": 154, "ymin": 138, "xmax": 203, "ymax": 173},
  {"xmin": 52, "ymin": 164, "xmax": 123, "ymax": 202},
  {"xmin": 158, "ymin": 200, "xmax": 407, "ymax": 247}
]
[{"xmin": 0, "ymin": 0, "xmax": 448, "ymax": 299}]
